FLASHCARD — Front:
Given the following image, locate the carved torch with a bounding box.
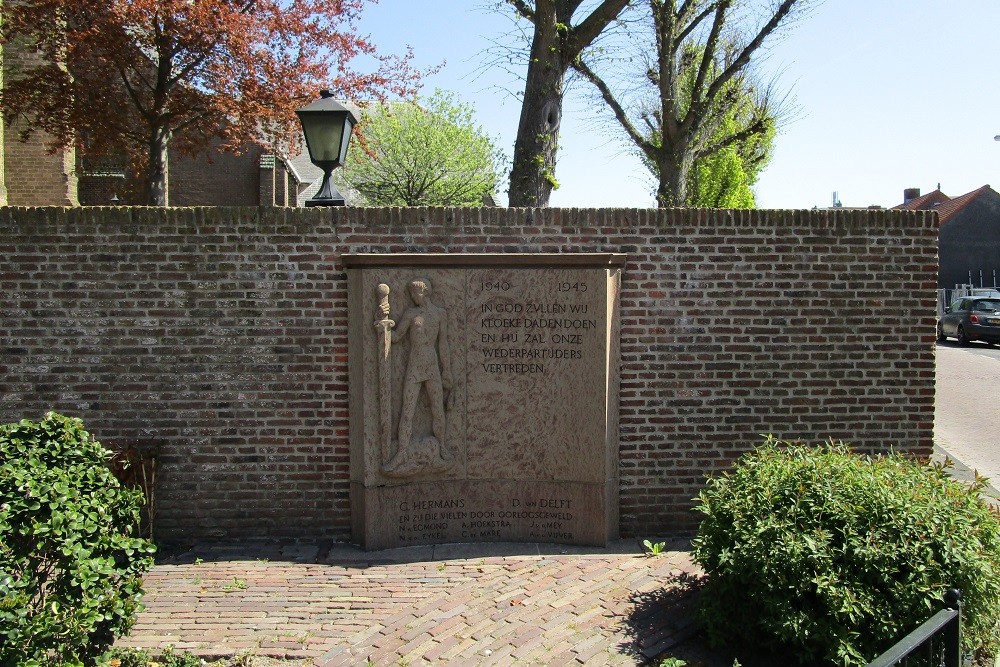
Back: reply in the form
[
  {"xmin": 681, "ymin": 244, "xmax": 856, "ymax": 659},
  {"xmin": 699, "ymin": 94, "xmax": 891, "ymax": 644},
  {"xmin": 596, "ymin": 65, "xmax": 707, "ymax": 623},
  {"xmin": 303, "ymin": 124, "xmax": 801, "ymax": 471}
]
[{"xmin": 374, "ymin": 284, "xmax": 394, "ymax": 465}]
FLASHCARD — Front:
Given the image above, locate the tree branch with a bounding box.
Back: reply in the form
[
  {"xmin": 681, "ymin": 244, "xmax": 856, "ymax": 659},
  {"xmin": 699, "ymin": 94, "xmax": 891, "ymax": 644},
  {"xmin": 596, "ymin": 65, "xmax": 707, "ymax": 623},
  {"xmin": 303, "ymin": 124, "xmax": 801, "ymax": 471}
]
[
  {"xmin": 653, "ymin": 2, "xmax": 679, "ymax": 144},
  {"xmin": 684, "ymin": 0, "xmax": 729, "ymax": 130},
  {"xmin": 572, "ymin": 57, "xmax": 649, "ymax": 153},
  {"xmin": 172, "ymin": 109, "xmax": 213, "ymax": 134},
  {"xmin": 676, "ymin": 2, "xmax": 721, "ymax": 44},
  {"xmin": 569, "ymin": 0, "xmax": 631, "ymax": 56},
  {"xmin": 507, "ymin": 0, "xmax": 536, "ymax": 22},
  {"xmin": 117, "ymin": 66, "xmax": 152, "ymax": 121},
  {"xmin": 168, "ymin": 50, "xmax": 212, "ymax": 89},
  {"xmin": 694, "ymin": 114, "xmax": 768, "ymax": 160},
  {"xmin": 704, "ymin": 0, "xmax": 800, "ymax": 106}
]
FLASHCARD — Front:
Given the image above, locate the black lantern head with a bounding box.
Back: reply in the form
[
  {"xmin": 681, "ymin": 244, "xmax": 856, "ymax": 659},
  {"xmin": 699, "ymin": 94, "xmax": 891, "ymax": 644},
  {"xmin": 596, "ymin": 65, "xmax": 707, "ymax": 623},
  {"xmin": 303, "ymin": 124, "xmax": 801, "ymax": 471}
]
[{"xmin": 296, "ymin": 90, "xmax": 357, "ymax": 206}]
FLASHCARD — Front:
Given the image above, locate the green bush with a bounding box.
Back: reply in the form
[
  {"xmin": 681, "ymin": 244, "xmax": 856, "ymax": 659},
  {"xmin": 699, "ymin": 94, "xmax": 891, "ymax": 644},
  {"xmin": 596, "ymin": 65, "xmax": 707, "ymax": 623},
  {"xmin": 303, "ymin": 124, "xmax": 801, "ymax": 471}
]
[
  {"xmin": 691, "ymin": 437, "xmax": 1000, "ymax": 666},
  {"xmin": 0, "ymin": 413, "xmax": 156, "ymax": 666},
  {"xmin": 100, "ymin": 647, "xmax": 203, "ymax": 667}
]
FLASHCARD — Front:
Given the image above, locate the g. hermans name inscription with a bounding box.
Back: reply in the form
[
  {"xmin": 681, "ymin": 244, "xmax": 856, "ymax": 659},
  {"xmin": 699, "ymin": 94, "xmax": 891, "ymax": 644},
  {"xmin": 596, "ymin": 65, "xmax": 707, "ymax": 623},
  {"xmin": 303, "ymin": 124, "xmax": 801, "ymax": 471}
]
[
  {"xmin": 346, "ymin": 254, "xmax": 623, "ymax": 550},
  {"xmin": 395, "ymin": 497, "xmax": 575, "ymax": 543}
]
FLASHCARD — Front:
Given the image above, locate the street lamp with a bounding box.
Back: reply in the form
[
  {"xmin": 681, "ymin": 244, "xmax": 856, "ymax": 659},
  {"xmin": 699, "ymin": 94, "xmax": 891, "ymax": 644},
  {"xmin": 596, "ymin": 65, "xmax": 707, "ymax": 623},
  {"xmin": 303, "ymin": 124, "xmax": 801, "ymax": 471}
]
[{"xmin": 296, "ymin": 90, "xmax": 357, "ymax": 207}]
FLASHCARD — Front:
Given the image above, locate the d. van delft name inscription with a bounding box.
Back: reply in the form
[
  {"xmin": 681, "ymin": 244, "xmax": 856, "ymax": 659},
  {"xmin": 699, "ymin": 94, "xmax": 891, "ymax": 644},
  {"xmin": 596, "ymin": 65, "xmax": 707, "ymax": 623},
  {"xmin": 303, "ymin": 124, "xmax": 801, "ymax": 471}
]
[
  {"xmin": 396, "ymin": 496, "xmax": 576, "ymax": 543},
  {"xmin": 477, "ymin": 279, "xmax": 597, "ymax": 375}
]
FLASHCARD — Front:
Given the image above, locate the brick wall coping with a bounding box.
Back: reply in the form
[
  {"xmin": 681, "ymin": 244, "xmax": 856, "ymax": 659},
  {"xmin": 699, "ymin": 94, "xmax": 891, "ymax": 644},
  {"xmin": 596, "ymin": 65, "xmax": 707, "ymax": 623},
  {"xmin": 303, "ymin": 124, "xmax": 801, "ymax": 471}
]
[
  {"xmin": 342, "ymin": 253, "xmax": 628, "ymax": 268},
  {"xmin": 0, "ymin": 205, "xmax": 938, "ymax": 233}
]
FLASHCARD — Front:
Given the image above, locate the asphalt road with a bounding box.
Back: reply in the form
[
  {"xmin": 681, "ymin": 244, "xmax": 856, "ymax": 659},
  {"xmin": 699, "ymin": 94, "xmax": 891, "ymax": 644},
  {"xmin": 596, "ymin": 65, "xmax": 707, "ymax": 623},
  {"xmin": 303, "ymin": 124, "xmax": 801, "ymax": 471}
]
[{"xmin": 935, "ymin": 340, "xmax": 1000, "ymax": 501}]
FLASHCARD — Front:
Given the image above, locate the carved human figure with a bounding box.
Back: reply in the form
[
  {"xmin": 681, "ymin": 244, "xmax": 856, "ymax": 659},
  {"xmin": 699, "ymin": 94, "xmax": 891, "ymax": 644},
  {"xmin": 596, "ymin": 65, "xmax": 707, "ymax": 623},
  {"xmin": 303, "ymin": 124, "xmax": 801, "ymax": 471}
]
[{"xmin": 382, "ymin": 277, "xmax": 454, "ymax": 471}]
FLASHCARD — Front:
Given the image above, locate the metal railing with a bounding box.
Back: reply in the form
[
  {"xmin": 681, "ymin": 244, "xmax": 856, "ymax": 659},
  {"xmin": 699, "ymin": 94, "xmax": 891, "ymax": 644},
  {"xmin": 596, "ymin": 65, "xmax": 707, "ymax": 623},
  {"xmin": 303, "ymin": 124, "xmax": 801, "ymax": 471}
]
[{"xmin": 866, "ymin": 589, "xmax": 962, "ymax": 667}]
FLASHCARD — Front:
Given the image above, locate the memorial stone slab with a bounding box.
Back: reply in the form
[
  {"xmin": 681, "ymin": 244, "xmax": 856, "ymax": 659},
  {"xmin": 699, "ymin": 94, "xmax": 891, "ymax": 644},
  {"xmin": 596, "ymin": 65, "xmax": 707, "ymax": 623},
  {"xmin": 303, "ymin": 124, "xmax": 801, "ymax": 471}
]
[{"xmin": 345, "ymin": 254, "xmax": 624, "ymax": 549}]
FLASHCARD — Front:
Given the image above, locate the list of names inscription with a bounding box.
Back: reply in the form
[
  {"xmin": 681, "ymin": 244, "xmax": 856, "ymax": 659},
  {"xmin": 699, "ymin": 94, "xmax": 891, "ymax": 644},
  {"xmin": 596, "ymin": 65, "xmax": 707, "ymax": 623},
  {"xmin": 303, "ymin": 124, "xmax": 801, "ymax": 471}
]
[{"xmin": 394, "ymin": 495, "xmax": 576, "ymax": 544}]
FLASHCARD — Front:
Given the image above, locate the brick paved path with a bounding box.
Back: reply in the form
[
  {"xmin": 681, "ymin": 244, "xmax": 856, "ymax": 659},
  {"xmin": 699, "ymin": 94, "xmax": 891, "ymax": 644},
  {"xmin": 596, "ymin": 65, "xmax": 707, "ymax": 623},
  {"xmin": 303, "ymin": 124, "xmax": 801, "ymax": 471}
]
[{"xmin": 118, "ymin": 538, "xmax": 701, "ymax": 666}]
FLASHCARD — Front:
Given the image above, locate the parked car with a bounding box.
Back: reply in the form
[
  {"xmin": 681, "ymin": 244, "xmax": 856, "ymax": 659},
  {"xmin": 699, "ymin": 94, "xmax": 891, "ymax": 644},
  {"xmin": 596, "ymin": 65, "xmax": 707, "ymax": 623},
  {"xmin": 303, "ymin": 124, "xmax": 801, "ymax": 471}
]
[{"xmin": 938, "ymin": 296, "xmax": 1000, "ymax": 345}]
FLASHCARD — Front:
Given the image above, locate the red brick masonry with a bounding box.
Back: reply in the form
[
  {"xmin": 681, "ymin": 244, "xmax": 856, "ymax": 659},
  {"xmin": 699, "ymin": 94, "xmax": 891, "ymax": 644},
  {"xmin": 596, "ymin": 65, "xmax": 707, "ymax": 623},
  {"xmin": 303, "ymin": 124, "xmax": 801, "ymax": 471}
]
[{"xmin": 0, "ymin": 206, "xmax": 938, "ymax": 541}]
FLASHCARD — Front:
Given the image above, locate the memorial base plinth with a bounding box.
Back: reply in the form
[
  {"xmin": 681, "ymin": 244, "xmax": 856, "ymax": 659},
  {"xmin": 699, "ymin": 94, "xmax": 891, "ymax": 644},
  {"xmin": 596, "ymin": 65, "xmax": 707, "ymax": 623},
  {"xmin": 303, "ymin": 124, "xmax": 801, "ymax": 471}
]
[{"xmin": 351, "ymin": 479, "xmax": 616, "ymax": 550}]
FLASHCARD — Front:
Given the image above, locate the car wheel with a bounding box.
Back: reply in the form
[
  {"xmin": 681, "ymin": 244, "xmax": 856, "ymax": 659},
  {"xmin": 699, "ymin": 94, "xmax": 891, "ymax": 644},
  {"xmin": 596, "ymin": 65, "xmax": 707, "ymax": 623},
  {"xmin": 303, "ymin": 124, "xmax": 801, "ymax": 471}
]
[
  {"xmin": 937, "ymin": 322, "xmax": 946, "ymax": 342},
  {"xmin": 957, "ymin": 325, "xmax": 970, "ymax": 346}
]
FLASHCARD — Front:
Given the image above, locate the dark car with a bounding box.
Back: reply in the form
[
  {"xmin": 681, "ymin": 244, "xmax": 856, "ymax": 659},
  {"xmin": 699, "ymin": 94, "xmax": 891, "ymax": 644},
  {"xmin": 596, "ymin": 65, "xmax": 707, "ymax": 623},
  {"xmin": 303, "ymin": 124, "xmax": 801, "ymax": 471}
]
[{"xmin": 938, "ymin": 296, "xmax": 1000, "ymax": 345}]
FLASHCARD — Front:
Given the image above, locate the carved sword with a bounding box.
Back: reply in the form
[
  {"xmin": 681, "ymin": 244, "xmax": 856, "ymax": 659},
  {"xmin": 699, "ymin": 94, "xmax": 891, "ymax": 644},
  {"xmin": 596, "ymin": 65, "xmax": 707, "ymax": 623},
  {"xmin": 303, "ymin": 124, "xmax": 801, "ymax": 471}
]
[{"xmin": 374, "ymin": 284, "xmax": 394, "ymax": 466}]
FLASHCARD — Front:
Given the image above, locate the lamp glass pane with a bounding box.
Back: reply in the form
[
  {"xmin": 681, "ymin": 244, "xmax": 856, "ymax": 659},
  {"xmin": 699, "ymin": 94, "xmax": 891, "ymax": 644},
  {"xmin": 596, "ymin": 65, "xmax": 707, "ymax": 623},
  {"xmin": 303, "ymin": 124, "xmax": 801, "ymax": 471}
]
[
  {"xmin": 339, "ymin": 117, "xmax": 355, "ymax": 165},
  {"xmin": 302, "ymin": 113, "xmax": 345, "ymax": 164}
]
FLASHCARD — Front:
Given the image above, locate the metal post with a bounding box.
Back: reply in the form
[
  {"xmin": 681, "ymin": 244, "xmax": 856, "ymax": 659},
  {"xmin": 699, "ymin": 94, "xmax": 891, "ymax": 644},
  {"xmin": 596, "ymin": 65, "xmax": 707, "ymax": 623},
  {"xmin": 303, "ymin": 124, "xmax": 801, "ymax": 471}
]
[{"xmin": 944, "ymin": 588, "xmax": 962, "ymax": 667}]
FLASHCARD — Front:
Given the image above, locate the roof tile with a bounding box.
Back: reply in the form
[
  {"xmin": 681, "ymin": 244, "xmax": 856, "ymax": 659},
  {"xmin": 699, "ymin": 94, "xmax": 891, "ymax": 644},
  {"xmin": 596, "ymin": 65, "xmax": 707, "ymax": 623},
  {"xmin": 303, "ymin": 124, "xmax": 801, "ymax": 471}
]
[{"xmin": 893, "ymin": 189, "xmax": 951, "ymax": 211}]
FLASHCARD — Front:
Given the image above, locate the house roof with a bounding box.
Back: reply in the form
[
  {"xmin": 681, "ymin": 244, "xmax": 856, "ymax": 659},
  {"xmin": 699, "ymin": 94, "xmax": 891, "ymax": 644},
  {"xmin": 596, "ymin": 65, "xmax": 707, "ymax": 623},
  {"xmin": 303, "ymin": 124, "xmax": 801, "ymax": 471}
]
[
  {"xmin": 893, "ymin": 185, "xmax": 998, "ymax": 225},
  {"xmin": 934, "ymin": 185, "xmax": 995, "ymax": 225},
  {"xmin": 894, "ymin": 189, "xmax": 951, "ymax": 211}
]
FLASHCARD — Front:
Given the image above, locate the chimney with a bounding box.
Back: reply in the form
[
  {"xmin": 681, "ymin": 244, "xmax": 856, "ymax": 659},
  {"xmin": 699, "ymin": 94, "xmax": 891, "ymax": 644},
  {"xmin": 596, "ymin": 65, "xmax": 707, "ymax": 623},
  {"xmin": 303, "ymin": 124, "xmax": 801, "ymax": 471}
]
[{"xmin": 903, "ymin": 187, "xmax": 921, "ymax": 204}]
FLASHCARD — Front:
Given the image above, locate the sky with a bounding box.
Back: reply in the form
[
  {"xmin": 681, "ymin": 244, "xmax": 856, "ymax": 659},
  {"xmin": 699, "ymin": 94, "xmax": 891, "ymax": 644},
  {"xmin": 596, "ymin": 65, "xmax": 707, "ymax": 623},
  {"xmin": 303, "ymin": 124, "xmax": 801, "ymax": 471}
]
[{"xmin": 351, "ymin": 1, "xmax": 1000, "ymax": 209}]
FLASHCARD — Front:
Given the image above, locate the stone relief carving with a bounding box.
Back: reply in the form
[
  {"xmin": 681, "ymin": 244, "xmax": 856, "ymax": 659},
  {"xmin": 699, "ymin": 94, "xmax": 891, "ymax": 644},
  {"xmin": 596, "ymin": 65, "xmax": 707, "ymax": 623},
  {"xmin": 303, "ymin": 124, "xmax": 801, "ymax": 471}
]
[{"xmin": 375, "ymin": 278, "xmax": 455, "ymax": 478}]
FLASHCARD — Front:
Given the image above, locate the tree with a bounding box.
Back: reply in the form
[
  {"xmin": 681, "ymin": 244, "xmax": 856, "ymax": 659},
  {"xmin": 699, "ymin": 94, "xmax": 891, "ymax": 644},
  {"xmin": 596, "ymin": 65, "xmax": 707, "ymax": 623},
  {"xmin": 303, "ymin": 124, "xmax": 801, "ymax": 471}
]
[
  {"xmin": 337, "ymin": 90, "xmax": 505, "ymax": 206},
  {"xmin": 572, "ymin": 0, "xmax": 806, "ymax": 207},
  {"xmin": 636, "ymin": 44, "xmax": 776, "ymax": 207},
  {"xmin": 0, "ymin": 0, "xmax": 423, "ymax": 205},
  {"xmin": 686, "ymin": 110, "xmax": 774, "ymax": 207},
  {"xmin": 505, "ymin": 0, "xmax": 632, "ymax": 207}
]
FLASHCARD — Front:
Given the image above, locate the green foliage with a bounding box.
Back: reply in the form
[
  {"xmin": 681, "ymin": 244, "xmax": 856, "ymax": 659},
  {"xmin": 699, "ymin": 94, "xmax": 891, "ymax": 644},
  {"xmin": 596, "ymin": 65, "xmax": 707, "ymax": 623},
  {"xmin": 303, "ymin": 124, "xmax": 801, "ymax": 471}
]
[
  {"xmin": 99, "ymin": 647, "xmax": 153, "ymax": 667},
  {"xmin": 157, "ymin": 647, "xmax": 204, "ymax": 667},
  {"xmin": 337, "ymin": 89, "xmax": 506, "ymax": 206},
  {"xmin": 0, "ymin": 413, "xmax": 156, "ymax": 666},
  {"xmin": 686, "ymin": 111, "xmax": 773, "ymax": 208},
  {"xmin": 222, "ymin": 577, "xmax": 248, "ymax": 591},
  {"xmin": 657, "ymin": 658, "xmax": 686, "ymax": 667},
  {"xmin": 643, "ymin": 539, "xmax": 667, "ymax": 556},
  {"xmin": 100, "ymin": 647, "xmax": 203, "ymax": 667},
  {"xmin": 691, "ymin": 437, "xmax": 1000, "ymax": 666}
]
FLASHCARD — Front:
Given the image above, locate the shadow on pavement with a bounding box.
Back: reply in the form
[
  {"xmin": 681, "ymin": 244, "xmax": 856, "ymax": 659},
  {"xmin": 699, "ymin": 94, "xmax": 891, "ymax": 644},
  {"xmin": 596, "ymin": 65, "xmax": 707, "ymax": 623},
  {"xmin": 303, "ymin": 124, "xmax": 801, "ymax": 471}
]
[{"xmin": 154, "ymin": 536, "xmax": 654, "ymax": 567}]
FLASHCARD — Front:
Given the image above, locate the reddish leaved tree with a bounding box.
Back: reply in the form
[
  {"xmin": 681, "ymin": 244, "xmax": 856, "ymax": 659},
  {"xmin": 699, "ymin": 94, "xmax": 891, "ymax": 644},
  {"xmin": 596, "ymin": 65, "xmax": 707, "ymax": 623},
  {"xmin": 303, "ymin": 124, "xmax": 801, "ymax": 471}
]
[{"xmin": 1, "ymin": 0, "xmax": 423, "ymax": 205}]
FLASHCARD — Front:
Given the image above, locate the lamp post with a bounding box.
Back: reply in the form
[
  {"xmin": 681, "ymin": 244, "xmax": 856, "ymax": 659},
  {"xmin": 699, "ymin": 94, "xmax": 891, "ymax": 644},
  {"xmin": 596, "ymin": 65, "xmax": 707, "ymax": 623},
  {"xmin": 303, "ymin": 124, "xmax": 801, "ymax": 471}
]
[{"xmin": 296, "ymin": 90, "xmax": 357, "ymax": 207}]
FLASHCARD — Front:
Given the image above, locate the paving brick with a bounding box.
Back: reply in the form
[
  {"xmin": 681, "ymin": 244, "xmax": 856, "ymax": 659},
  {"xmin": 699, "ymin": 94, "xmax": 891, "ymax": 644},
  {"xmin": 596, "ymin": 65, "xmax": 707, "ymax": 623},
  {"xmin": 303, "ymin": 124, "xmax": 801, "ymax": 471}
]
[{"xmin": 114, "ymin": 540, "xmax": 716, "ymax": 665}]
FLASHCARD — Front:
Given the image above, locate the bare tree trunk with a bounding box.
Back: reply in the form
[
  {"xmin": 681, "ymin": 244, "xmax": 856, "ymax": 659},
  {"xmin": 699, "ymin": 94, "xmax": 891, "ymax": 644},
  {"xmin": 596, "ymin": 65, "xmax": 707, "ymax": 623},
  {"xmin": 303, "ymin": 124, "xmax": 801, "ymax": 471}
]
[
  {"xmin": 507, "ymin": 0, "xmax": 631, "ymax": 208},
  {"xmin": 655, "ymin": 146, "xmax": 690, "ymax": 207},
  {"xmin": 146, "ymin": 125, "xmax": 170, "ymax": 206},
  {"xmin": 656, "ymin": 155, "xmax": 690, "ymax": 208},
  {"xmin": 508, "ymin": 4, "xmax": 564, "ymax": 208}
]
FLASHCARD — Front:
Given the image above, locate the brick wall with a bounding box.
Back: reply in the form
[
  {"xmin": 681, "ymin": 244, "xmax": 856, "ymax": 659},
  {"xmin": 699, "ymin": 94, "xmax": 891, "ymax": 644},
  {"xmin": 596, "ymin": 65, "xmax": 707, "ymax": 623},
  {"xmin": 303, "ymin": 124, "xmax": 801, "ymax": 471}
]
[
  {"xmin": 2, "ymin": 38, "xmax": 79, "ymax": 207},
  {"xmin": 3, "ymin": 119, "xmax": 78, "ymax": 206},
  {"xmin": 169, "ymin": 142, "xmax": 263, "ymax": 206},
  {"xmin": 0, "ymin": 206, "xmax": 938, "ymax": 543}
]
